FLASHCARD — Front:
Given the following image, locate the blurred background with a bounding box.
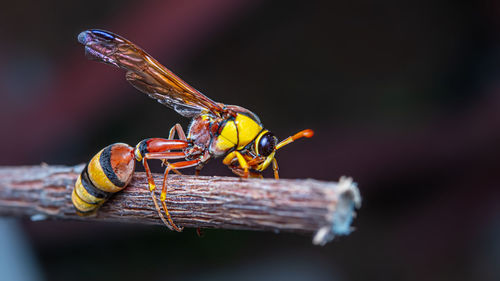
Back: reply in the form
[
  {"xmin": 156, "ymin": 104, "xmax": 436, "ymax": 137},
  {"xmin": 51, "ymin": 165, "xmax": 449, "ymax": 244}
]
[{"xmin": 1, "ymin": 0, "xmax": 499, "ymax": 280}]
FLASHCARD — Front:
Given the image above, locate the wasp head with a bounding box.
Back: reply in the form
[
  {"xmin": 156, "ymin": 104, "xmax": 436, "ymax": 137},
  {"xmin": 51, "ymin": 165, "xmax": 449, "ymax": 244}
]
[
  {"xmin": 251, "ymin": 131, "xmax": 278, "ymax": 171},
  {"xmin": 251, "ymin": 129, "xmax": 314, "ymax": 173}
]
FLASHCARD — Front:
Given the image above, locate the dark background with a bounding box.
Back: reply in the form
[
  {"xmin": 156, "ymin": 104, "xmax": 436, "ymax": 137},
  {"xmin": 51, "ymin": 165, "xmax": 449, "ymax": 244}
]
[{"xmin": 1, "ymin": 0, "xmax": 499, "ymax": 280}]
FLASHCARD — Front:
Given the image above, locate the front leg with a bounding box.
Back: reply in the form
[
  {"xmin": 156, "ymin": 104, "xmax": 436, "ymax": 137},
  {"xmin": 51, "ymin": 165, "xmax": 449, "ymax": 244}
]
[
  {"xmin": 229, "ymin": 166, "xmax": 264, "ymax": 178},
  {"xmin": 272, "ymin": 158, "xmax": 279, "ymax": 179},
  {"xmin": 142, "ymin": 158, "xmax": 175, "ymax": 231},
  {"xmin": 222, "ymin": 151, "xmax": 249, "ymax": 178}
]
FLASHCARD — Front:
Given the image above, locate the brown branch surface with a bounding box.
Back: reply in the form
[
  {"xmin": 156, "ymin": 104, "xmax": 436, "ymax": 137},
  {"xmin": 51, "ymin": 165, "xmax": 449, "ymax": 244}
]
[{"xmin": 0, "ymin": 164, "xmax": 361, "ymax": 245}]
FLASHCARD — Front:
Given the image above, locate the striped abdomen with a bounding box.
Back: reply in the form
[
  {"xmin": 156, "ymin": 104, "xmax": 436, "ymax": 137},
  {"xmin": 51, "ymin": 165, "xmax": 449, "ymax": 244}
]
[{"xmin": 72, "ymin": 143, "xmax": 136, "ymax": 215}]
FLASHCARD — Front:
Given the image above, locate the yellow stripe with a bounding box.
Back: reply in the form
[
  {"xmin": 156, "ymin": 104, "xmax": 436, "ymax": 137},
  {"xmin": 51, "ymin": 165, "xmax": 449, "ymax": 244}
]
[
  {"xmin": 88, "ymin": 150, "xmax": 123, "ymax": 193},
  {"xmin": 134, "ymin": 145, "xmax": 143, "ymax": 162},
  {"xmin": 74, "ymin": 175, "xmax": 105, "ymax": 204},
  {"xmin": 71, "ymin": 189, "xmax": 98, "ymax": 213}
]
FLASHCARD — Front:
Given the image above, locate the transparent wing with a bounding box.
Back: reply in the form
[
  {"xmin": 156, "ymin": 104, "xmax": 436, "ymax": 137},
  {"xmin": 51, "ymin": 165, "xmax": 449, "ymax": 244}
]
[{"xmin": 78, "ymin": 29, "xmax": 224, "ymax": 117}]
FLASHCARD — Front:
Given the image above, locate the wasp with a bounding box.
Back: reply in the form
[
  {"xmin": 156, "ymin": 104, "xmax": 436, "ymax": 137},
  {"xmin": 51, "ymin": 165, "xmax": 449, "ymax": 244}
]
[{"xmin": 72, "ymin": 29, "xmax": 314, "ymax": 231}]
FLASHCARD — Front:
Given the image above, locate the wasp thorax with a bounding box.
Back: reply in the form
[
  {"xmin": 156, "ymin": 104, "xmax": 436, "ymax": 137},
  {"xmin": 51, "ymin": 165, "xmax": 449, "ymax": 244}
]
[{"xmin": 257, "ymin": 132, "xmax": 277, "ymax": 157}]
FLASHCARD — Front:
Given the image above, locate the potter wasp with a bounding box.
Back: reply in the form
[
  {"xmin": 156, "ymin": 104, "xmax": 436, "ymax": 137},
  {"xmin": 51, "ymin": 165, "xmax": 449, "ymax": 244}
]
[{"xmin": 72, "ymin": 30, "xmax": 314, "ymax": 231}]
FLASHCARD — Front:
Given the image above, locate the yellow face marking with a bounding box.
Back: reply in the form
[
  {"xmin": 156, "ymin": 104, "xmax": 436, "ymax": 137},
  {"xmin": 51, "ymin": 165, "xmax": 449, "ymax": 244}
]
[{"xmin": 88, "ymin": 150, "xmax": 124, "ymax": 193}]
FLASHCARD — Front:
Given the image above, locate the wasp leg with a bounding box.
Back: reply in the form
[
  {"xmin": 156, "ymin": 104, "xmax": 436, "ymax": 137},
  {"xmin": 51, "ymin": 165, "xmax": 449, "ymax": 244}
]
[
  {"xmin": 196, "ymin": 227, "xmax": 205, "ymax": 237},
  {"xmin": 159, "ymin": 159, "xmax": 200, "ymax": 230},
  {"xmin": 195, "ymin": 165, "xmax": 203, "ymax": 176},
  {"xmin": 230, "ymin": 167, "xmax": 263, "ymax": 178},
  {"xmin": 144, "ymin": 152, "xmax": 189, "ymax": 232},
  {"xmin": 136, "ymin": 138, "xmax": 190, "ymax": 231},
  {"xmin": 232, "ymin": 157, "xmax": 264, "ymax": 178},
  {"xmin": 272, "ymin": 158, "xmax": 279, "ymax": 180},
  {"xmin": 223, "ymin": 151, "xmax": 249, "ymax": 178},
  {"xmin": 168, "ymin": 123, "xmax": 187, "ymax": 141},
  {"xmin": 142, "ymin": 158, "xmax": 175, "ymax": 231},
  {"xmin": 164, "ymin": 124, "xmax": 187, "ymax": 175},
  {"xmin": 194, "ymin": 151, "xmax": 211, "ymax": 176},
  {"xmin": 161, "ymin": 159, "xmax": 200, "ymax": 201},
  {"xmin": 161, "ymin": 160, "xmax": 183, "ymax": 175}
]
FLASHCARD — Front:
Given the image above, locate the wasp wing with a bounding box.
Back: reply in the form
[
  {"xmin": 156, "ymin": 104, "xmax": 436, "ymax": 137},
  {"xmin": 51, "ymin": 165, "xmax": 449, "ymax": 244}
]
[{"xmin": 77, "ymin": 29, "xmax": 223, "ymax": 117}]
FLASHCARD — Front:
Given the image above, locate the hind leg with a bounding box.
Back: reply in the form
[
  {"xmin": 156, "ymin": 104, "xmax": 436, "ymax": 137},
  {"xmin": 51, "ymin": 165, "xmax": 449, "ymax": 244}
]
[
  {"xmin": 136, "ymin": 138, "xmax": 189, "ymax": 231},
  {"xmin": 142, "ymin": 157, "xmax": 176, "ymax": 231},
  {"xmin": 162, "ymin": 124, "xmax": 188, "ymax": 173}
]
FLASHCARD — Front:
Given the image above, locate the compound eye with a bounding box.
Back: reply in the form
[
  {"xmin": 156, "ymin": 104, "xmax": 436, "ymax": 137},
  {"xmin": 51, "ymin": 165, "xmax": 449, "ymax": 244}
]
[{"xmin": 257, "ymin": 132, "xmax": 276, "ymax": 157}]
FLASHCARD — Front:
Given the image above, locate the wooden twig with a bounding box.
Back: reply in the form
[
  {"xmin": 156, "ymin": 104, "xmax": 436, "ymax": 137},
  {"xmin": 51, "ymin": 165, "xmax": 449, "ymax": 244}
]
[{"xmin": 0, "ymin": 164, "xmax": 361, "ymax": 245}]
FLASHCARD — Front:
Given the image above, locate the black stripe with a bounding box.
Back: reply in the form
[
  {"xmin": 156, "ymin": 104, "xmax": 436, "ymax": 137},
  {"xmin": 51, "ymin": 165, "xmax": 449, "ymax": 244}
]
[
  {"xmin": 82, "ymin": 165, "xmax": 112, "ymax": 199},
  {"xmin": 99, "ymin": 145, "xmax": 126, "ymax": 187},
  {"xmin": 217, "ymin": 118, "xmax": 229, "ymax": 135},
  {"xmin": 235, "ymin": 121, "xmax": 240, "ymax": 148},
  {"xmin": 208, "ymin": 120, "xmax": 215, "ymax": 151},
  {"xmin": 139, "ymin": 139, "xmax": 149, "ymax": 158}
]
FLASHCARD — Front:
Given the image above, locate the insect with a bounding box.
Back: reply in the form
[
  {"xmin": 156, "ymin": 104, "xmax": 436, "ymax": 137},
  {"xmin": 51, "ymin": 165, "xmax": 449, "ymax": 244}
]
[{"xmin": 72, "ymin": 29, "xmax": 314, "ymax": 231}]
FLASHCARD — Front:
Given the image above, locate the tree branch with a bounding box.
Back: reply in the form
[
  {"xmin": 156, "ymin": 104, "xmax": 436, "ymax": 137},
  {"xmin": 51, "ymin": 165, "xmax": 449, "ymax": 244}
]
[{"xmin": 0, "ymin": 164, "xmax": 361, "ymax": 245}]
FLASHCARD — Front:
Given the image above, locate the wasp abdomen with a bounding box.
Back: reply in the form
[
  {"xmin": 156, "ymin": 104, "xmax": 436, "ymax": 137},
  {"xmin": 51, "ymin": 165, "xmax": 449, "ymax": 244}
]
[{"xmin": 72, "ymin": 143, "xmax": 136, "ymax": 215}]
